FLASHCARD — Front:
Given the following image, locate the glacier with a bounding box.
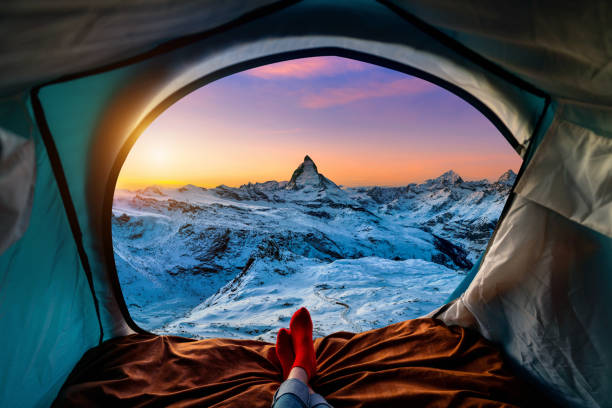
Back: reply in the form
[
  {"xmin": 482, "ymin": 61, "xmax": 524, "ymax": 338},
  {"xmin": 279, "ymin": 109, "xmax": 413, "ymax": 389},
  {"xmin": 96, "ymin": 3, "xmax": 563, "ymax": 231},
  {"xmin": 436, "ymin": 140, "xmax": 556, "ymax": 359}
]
[{"xmin": 112, "ymin": 155, "xmax": 515, "ymax": 341}]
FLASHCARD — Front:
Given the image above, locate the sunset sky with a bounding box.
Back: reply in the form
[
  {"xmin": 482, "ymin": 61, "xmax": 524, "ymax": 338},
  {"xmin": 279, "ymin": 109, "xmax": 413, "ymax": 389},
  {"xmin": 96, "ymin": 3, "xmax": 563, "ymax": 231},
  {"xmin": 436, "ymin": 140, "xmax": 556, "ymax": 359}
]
[{"xmin": 117, "ymin": 56, "xmax": 521, "ymax": 189}]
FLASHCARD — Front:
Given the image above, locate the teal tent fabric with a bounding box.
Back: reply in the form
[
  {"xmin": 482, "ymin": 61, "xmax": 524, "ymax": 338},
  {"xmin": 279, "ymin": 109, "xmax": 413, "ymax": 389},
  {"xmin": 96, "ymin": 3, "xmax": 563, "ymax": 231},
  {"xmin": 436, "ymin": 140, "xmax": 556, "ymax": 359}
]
[
  {"xmin": 0, "ymin": 96, "xmax": 100, "ymax": 407},
  {"xmin": 38, "ymin": 69, "xmax": 139, "ymax": 339}
]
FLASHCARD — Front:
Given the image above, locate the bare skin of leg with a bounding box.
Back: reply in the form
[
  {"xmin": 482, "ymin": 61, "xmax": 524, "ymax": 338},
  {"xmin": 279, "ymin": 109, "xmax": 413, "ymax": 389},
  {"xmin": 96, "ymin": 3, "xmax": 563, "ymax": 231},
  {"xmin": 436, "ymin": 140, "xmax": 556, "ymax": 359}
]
[{"xmin": 287, "ymin": 367, "xmax": 314, "ymax": 394}]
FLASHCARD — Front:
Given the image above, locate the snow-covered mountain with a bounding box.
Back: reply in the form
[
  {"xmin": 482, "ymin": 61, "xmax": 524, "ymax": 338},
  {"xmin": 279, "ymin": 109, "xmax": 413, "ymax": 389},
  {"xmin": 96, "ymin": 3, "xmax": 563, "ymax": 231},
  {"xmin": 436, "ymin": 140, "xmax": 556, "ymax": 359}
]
[
  {"xmin": 286, "ymin": 154, "xmax": 340, "ymax": 192},
  {"xmin": 347, "ymin": 169, "xmax": 516, "ymax": 262},
  {"xmin": 112, "ymin": 155, "xmax": 515, "ymax": 341}
]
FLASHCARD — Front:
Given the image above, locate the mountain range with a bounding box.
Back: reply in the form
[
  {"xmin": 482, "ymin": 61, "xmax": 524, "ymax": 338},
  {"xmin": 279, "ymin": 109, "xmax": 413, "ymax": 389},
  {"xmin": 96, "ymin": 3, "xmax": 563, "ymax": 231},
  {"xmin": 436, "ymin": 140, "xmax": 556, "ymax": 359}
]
[{"xmin": 112, "ymin": 155, "xmax": 515, "ymax": 340}]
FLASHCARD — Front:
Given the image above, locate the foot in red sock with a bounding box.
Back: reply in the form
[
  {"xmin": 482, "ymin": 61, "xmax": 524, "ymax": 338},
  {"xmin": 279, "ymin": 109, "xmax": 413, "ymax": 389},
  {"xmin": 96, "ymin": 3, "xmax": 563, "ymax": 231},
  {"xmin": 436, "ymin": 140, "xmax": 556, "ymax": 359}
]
[
  {"xmin": 289, "ymin": 307, "xmax": 317, "ymax": 379},
  {"xmin": 275, "ymin": 328, "xmax": 295, "ymax": 379}
]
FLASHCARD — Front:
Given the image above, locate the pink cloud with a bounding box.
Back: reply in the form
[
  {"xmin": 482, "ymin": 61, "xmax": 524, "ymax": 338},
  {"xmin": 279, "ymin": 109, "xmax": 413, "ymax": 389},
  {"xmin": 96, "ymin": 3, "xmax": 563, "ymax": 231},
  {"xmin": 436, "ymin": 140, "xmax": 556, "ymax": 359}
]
[
  {"xmin": 300, "ymin": 78, "xmax": 435, "ymax": 108},
  {"xmin": 245, "ymin": 57, "xmax": 368, "ymax": 79}
]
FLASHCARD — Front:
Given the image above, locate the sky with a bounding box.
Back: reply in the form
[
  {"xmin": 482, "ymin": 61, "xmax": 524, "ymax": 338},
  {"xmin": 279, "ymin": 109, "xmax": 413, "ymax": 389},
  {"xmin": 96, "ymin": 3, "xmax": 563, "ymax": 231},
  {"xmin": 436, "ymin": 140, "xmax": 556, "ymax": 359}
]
[{"xmin": 117, "ymin": 56, "xmax": 521, "ymax": 189}]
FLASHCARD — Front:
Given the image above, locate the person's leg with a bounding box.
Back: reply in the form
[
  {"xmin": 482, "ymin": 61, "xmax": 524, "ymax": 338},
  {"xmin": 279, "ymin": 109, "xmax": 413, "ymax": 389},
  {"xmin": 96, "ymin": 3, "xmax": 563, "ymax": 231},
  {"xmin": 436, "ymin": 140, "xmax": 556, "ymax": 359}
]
[
  {"xmin": 287, "ymin": 367, "xmax": 333, "ymax": 408},
  {"xmin": 271, "ymin": 368, "xmax": 310, "ymax": 408},
  {"xmin": 272, "ymin": 368, "xmax": 333, "ymax": 408},
  {"xmin": 288, "ymin": 366, "xmax": 309, "ymax": 385},
  {"xmin": 308, "ymin": 393, "xmax": 333, "ymax": 408}
]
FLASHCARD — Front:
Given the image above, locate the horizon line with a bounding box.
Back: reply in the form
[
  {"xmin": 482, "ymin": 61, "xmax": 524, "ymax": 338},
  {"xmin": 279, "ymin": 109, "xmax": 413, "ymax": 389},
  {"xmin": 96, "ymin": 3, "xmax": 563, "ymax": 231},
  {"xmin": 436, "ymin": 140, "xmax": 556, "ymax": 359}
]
[{"xmin": 115, "ymin": 168, "xmax": 515, "ymax": 191}]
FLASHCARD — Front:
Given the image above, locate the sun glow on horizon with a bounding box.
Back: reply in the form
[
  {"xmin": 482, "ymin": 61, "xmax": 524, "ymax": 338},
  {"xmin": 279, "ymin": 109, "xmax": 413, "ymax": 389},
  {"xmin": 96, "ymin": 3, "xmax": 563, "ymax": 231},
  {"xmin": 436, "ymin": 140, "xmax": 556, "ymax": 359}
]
[{"xmin": 116, "ymin": 57, "xmax": 521, "ymax": 190}]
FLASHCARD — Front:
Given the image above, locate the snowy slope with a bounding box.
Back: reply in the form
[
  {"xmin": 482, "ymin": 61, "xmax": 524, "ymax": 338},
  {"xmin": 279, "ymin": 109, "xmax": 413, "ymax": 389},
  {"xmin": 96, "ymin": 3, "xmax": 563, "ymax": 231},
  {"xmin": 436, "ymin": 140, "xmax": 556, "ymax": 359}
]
[
  {"xmin": 161, "ymin": 257, "xmax": 462, "ymax": 342},
  {"xmin": 112, "ymin": 156, "xmax": 515, "ymax": 340}
]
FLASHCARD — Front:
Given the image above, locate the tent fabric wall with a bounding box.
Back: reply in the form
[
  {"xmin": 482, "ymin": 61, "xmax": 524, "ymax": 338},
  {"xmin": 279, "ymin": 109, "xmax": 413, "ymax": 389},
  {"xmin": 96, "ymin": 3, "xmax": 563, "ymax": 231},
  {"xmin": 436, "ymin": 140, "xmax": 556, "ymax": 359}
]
[
  {"xmin": 437, "ymin": 104, "xmax": 612, "ymax": 406},
  {"xmin": 438, "ymin": 196, "xmax": 612, "ymax": 406},
  {"xmin": 0, "ymin": 96, "xmax": 100, "ymax": 407},
  {"xmin": 38, "ymin": 70, "xmax": 141, "ymax": 338},
  {"xmin": 0, "ymin": 1, "xmax": 610, "ymax": 407},
  {"xmin": 515, "ymin": 103, "xmax": 612, "ymax": 237}
]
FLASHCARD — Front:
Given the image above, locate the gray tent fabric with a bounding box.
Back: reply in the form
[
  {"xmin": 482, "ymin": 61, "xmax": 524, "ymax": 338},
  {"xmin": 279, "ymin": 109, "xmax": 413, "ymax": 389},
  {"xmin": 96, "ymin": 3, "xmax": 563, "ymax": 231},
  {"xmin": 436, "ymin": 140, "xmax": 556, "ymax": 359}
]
[
  {"xmin": 438, "ymin": 195, "xmax": 612, "ymax": 406},
  {"xmin": 515, "ymin": 103, "xmax": 612, "ymax": 237},
  {"xmin": 0, "ymin": 0, "xmax": 280, "ymax": 96},
  {"xmin": 436, "ymin": 102, "xmax": 612, "ymax": 405},
  {"xmin": 0, "ymin": 1, "xmax": 609, "ymax": 102},
  {"xmin": 0, "ymin": 1, "xmax": 611, "ymax": 407},
  {"xmin": 0, "ymin": 126, "xmax": 35, "ymax": 253}
]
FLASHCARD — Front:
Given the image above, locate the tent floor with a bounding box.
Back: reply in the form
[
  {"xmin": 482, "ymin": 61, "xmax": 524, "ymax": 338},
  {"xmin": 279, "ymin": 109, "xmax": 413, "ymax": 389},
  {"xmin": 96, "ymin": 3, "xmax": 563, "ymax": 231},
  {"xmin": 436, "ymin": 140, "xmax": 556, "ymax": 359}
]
[{"xmin": 53, "ymin": 318, "xmax": 554, "ymax": 407}]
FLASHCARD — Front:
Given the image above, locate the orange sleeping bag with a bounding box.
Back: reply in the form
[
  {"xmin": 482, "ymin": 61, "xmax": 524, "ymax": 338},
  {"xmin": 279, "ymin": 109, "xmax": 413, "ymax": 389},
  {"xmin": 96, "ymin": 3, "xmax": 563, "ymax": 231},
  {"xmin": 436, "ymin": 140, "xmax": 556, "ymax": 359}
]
[{"xmin": 54, "ymin": 318, "xmax": 554, "ymax": 407}]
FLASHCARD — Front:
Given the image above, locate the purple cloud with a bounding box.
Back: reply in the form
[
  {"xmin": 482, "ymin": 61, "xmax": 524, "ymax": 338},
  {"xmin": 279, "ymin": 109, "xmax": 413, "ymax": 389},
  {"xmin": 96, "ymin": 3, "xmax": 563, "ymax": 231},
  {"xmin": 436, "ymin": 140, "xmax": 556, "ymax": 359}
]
[
  {"xmin": 245, "ymin": 57, "xmax": 368, "ymax": 79},
  {"xmin": 300, "ymin": 78, "xmax": 435, "ymax": 108}
]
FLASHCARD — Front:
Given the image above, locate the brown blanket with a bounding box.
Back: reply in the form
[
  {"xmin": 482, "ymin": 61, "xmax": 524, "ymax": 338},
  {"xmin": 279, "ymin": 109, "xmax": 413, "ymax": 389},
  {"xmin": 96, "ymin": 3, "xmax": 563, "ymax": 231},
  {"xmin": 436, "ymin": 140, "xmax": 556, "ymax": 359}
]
[{"xmin": 54, "ymin": 318, "xmax": 551, "ymax": 407}]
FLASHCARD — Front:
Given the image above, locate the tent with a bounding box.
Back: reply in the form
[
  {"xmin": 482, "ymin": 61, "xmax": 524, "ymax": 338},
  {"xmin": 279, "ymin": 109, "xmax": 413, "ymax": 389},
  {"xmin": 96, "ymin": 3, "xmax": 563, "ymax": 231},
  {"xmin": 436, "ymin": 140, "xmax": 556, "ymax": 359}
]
[{"xmin": 0, "ymin": 0, "xmax": 610, "ymax": 406}]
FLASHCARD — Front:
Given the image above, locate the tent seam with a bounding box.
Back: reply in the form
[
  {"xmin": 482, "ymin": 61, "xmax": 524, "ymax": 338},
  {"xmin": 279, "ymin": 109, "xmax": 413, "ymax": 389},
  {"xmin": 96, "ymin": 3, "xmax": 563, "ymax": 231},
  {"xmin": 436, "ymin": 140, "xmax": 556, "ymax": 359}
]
[{"xmin": 29, "ymin": 87, "xmax": 105, "ymax": 345}]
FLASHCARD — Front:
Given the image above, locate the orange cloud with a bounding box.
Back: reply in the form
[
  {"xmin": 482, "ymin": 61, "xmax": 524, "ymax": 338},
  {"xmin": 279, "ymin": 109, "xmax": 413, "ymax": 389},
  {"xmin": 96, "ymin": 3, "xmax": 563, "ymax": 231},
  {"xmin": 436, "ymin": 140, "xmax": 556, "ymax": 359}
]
[
  {"xmin": 245, "ymin": 57, "xmax": 367, "ymax": 79},
  {"xmin": 300, "ymin": 78, "xmax": 435, "ymax": 108}
]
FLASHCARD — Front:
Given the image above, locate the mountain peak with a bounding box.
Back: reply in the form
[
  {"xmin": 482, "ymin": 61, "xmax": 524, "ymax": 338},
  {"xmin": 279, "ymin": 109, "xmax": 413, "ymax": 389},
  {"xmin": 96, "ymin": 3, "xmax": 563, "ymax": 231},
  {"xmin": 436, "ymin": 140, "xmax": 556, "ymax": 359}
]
[
  {"xmin": 139, "ymin": 185, "xmax": 166, "ymax": 196},
  {"xmin": 428, "ymin": 170, "xmax": 463, "ymax": 186},
  {"xmin": 286, "ymin": 155, "xmax": 337, "ymax": 191},
  {"xmin": 301, "ymin": 155, "xmax": 318, "ymax": 171},
  {"xmin": 497, "ymin": 169, "xmax": 517, "ymax": 185}
]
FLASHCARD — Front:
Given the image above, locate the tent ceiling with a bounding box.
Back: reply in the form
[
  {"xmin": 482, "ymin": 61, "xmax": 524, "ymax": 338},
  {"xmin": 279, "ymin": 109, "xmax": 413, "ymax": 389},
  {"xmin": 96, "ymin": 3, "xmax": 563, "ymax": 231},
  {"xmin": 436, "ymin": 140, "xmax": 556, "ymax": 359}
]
[{"xmin": 1, "ymin": 0, "xmax": 611, "ymax": 106}]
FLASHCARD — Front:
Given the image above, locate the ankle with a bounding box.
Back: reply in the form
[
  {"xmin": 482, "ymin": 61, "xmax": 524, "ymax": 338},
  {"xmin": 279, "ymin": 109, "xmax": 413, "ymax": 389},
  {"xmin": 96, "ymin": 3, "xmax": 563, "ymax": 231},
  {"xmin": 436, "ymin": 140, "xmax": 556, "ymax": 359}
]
[{"xmin": 287, "ymin": 366, "xmax": 309, "ymax": 384}]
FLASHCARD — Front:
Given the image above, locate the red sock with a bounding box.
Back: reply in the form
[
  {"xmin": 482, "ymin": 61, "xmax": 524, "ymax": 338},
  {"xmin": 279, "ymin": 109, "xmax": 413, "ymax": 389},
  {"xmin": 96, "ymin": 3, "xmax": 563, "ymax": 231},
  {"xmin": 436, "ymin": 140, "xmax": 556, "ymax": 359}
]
[
  {"xmin": 275, "ymin": 328, "xmax": 295, "ymax": 379},
  {"xmin": 289, "ymin": 307, "xmax": 317, "ymax": 379}
]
